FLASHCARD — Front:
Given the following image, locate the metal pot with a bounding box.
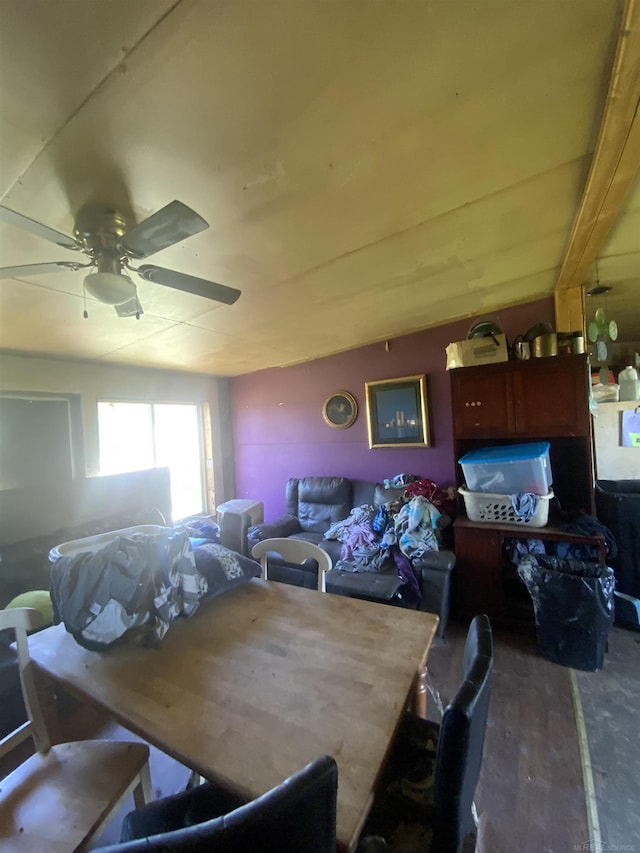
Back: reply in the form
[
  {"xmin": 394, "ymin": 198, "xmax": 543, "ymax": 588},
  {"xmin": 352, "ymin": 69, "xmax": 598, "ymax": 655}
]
[
  {"xmin": 531, "ymin": 332, "xmax": 558, "ymax": 358},
  {"xmin": 512, "ymin": 336, "xmax": 531, "ymax": 359},
  {"xmin": 524, "ymin": 322, "xmax": 554, "ymax": 342}
]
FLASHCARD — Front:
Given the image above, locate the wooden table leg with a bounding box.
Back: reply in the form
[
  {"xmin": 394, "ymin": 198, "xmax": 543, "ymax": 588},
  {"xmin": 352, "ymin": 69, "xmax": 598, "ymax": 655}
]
[
  {"xmin": 33, "ymin": 668, "xmax": 62, "ymax": 745},
  {"xmin": 410, "ymin": 664, "xmax": 429, "ymax": 719}
]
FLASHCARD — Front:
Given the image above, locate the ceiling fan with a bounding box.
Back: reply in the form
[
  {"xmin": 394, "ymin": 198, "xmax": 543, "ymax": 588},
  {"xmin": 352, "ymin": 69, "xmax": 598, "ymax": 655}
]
[{"xmin": 0, "ymin": 200, "xmax": 241, "ymax": 318}]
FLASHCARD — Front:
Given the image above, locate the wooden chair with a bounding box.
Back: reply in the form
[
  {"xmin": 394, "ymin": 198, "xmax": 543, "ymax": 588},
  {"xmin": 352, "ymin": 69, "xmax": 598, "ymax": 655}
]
[
  {"xmin": 358, "ymin": 614, "xmax": 494, "ymax": 853},
  {"xmin": 94, "ymin": 754, "xmax": 338, "ymax": 852},
  {"xmin": 0, "ymin": 607, "xmax": 152, "ymax": 852},
  {"xmin": 251, "ymin": 537, "xmax": 333, "ymax": 591}
]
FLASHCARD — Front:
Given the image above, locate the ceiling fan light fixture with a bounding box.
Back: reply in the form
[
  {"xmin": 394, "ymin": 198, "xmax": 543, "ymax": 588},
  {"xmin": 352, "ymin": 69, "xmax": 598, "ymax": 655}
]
[{"xmin": 84, "ymin": 271, "xmax": 136, "ymax": 305}]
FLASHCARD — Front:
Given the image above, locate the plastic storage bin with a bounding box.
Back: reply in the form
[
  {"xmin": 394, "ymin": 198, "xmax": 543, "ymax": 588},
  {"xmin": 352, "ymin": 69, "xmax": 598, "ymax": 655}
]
[
  {"xmin": 459, "ymin": 441, "xmax": 552, "ymax": 495},
  {"xmin": 459, "ymin": 487, "xmax": 552, "ymax": 527}
]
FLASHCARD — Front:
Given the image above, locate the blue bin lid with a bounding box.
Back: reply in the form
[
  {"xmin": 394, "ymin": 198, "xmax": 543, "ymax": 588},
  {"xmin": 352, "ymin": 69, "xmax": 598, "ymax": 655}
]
[{"xmin": 458, "ymin": 441, "xmax": 550, "ymax": 465}]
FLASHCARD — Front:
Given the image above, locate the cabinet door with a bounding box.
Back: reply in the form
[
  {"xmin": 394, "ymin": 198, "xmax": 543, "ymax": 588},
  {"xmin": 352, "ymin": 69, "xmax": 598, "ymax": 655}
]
[
  {"xmin": 454, "ymin": 524, "xmax": 504, "ymax": 622},
  {"xmin": 451, "ymin": 367, "xmax": 513, "ymax": 437},
  {"xmin": 512, "ymin": 358, "xmax": 589, "ymax": 436}
]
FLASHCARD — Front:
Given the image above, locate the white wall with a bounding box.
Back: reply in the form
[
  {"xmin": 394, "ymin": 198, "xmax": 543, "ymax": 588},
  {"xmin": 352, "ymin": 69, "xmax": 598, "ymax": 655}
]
[
  {"xmin": 593, "ymin": 400, "xmax": 640, "ymax": 480},
  {"xmin": 0, "ymin": 352, "xmax": 236, "ymax": 506}
]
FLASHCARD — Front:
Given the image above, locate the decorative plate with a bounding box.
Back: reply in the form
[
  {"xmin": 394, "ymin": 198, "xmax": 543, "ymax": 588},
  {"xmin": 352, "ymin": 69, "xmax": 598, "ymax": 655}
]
[
  {"xmin": 588, "ymin": 321, "xmax": 600, "ymax": 343},
  {"xmin": 322, "ymin": 391, "xmax": 358, "ymax": 429},
  {"xmin": 608, "ymin": 319, "xmax": 618, "ymax": 342},
  {"xmin": 596, "ymin": 340, "xmax": 608, "ymax": 362}
]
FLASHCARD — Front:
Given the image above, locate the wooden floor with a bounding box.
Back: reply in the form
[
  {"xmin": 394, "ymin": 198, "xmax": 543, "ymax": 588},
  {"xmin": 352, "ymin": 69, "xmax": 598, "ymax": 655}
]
[
  {"xmin": 573, "ymin": 625, "xmax": 640, "ymax": 850},
  {"xmin": 426, "ymin": 622, "xmax": 589, "ymax": 853}
]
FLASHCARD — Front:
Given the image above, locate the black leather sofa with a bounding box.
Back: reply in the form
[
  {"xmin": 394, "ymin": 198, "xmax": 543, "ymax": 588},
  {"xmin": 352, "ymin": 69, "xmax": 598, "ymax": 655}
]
[{"xmin": 247, "ymin": 476, "xmax": 455, "ymax": 635}]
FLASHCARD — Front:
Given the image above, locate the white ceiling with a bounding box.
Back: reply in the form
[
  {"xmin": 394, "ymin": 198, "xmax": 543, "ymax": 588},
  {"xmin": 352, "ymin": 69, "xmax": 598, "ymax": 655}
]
[{"xmin": 0, "ymin": 0, "xmax": 637, "ymax": 376}]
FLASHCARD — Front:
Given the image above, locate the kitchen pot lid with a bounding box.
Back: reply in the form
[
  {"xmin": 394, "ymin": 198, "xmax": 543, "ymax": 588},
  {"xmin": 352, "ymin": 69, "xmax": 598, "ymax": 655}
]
[{"xmin": 467, "ymin": 320, "xmax": 502, "ymax": 339}]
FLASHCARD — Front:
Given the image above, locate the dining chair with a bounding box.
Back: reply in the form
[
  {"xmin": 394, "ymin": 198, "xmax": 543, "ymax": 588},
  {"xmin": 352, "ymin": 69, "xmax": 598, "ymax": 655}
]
[
  {"xmin": 251, "ymin": 537, "xmax": 333, "ymax": 591},
  {"xmin": 0, "ymin": 606, "xmax": 152, "ymax": 852},
  {"xmin": 358, "ymin": 614, "xmax": 494, "ymax": 853},
  {"xmin": 95, "ymin": 754, "xmax": 338, "ymax": 852}
]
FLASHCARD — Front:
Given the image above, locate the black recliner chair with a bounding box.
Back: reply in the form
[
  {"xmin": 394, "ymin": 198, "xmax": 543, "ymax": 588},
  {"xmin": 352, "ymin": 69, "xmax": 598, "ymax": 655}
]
[{"xmin": 96, "ymin": 755, "xmax": 338, "ymax": 853}]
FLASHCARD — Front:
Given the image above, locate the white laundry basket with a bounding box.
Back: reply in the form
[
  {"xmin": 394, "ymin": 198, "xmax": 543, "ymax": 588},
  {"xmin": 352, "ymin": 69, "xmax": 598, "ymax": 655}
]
[{"xmin": 459, "ymin": 487, "xmax": 552, "ymax": 527}]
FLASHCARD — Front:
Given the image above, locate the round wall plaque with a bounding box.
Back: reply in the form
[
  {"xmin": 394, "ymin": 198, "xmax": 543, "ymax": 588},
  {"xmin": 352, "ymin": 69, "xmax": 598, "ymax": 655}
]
[{"xmin": 322, "ymin": 391, "xmax": 358, "ymax": 429}]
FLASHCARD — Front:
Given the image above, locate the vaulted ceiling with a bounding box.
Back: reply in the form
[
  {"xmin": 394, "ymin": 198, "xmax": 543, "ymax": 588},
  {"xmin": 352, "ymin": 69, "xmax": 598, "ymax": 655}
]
[{"xmin": 0, "ymin": 0, "xmax": 638, "ymax": 376}]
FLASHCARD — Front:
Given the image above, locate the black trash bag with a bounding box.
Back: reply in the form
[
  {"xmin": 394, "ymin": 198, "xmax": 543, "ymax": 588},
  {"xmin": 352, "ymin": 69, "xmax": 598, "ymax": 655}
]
[
  {"xmin": 596, "ymin": 479, "xmax": 640, "ymax": 598},
  {"xmin": 518, "ymin": 555, "xmax": 615, "ymax": 671}
]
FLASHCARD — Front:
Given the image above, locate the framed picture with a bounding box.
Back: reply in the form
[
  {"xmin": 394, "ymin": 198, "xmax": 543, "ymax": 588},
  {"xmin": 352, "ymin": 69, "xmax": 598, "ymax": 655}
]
[
  {"xmin": 364, "ymin": 375, "xmax": 430, "ymax": 448},
  {"xmin": 322, "ymin": 390, "xmax": 358, "ymax": 429}
]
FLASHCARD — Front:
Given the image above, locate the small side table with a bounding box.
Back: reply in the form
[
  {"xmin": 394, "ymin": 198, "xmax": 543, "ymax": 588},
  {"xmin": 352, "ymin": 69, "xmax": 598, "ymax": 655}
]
[{"xmin": 217, "ymin": 499, "xmax": 264, "ymax": 555}]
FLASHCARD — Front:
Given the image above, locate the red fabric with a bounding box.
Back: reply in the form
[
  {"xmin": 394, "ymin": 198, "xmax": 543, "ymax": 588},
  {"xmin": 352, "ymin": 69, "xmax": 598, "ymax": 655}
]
[{"xmin": 404, "ymin": 478, "xmax": 456, "ymax": 516}]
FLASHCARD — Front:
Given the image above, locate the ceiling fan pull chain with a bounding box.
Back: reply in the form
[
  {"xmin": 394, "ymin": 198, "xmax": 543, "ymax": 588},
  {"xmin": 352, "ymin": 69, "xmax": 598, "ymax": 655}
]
[{"xmin": 83, "ymin": 282, "xmax": 88, "ymax": 319}]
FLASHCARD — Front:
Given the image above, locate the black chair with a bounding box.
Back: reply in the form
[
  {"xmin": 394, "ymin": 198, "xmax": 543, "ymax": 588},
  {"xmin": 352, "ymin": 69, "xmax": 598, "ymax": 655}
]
[
  {"xmin": 359, "ymin": 614, "xmax": 493, "ymax": 853},
  {"xmin": 96, "ymin": 754, "xmax": 338, "ymax": 853}
]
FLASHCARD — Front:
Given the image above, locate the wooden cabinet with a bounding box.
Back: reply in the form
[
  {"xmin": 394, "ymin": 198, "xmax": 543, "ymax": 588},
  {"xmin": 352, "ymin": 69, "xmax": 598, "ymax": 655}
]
[
  {"xmin": 450, "ymin": 368, "xmax": 513, "ymax": 435},
  {"xmin": 451, "ymin": 354, "xmax": 600, "ymax": 631},
  {"xmin": 513, "ymin": 358, "xmax": 590, "ymax": 436},
  {"xmin": 454, "ymin": 517, "xmax": 606, "ymax": 629},
  {"xmin": 453, "ymin": 522, "xmax": 505, "ymax": 623},
  {"xmin": 450, "ymin": 355, "xmax": 590, "ymax": 439}
]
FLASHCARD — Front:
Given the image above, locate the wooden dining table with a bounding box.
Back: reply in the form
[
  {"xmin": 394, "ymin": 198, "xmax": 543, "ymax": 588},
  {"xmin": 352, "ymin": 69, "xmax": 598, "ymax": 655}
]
[{"xmin": 27, "ymin": 579, "xmax": 439, "ymax": 852}]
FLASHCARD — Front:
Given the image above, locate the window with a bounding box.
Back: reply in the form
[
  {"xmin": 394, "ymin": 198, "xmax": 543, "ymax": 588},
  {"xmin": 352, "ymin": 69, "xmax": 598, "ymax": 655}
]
[
  {"xmin": 0, "ymin": 393, "xmax": 83, "ymax": 489},
  {"xmin": 97, "ymin": 402, "xmax": 204, "ymax": 520}
]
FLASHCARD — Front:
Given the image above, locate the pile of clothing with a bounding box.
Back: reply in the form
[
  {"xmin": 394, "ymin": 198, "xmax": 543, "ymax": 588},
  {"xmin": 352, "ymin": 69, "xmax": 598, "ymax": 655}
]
[
  {"xmin": 504, "ymin": 510, "xmax": 617, "ymax": 567},
  {"xmin": 323, "ymin": 475, "xmax": 455, "ymax": 603},
  {"xmin": 50, "ymin": 529, "xmax": 204, "ymax": 651}
]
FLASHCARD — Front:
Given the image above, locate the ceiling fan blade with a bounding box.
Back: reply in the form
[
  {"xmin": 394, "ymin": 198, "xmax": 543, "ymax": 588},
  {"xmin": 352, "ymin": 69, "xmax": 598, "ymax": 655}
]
[
  {"xmin": 0, "ymin": 260, "xmax": 90, "ymax": 279},
  {"xmin": 136, "ymin": 264, "xmax": 241, "ymax": 305},
  {"xmin": 0, "ymin": 205, "xmax": 80, "ymax": 251},
  {"xmin": 121, "ymin": 201, "xmax": 209, "ymax": 259}
]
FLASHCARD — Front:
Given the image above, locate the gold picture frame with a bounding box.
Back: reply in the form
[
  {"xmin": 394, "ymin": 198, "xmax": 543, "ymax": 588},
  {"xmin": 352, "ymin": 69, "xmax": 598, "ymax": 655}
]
[
  {"xmin": 364, "ymin": 375, "xmax": 430, "ymax": 448},
  {"xmin": 322, "ymin": 390, "xmax": 358, "ymax": 429}
]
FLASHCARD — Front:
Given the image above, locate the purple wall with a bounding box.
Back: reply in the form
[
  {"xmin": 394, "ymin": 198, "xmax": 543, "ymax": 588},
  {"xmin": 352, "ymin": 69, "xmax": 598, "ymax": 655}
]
[{"xmin": 231, "ymin": 299, "xmax": 554, "ymax": 520}]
